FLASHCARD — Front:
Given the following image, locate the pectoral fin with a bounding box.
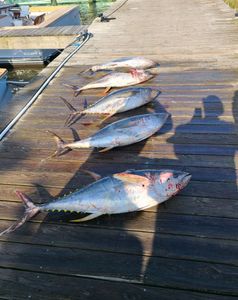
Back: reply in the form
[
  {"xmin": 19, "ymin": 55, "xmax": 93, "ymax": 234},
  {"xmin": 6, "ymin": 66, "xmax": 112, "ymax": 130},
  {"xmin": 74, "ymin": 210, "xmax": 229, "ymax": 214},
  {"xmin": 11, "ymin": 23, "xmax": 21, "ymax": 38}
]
[
  {"xmin": 113, "ymin": 173, "xmax": 150, "ymax": 185},
  {"xmin": 81, "ymin": 169, "xmax": 102, "ymax": 181},
  {"xmin": 99, "ymin": 147, "xmax": 114, "ymax": 153},
  {"xmin": 71, "ymin": 212, "xmax": 102, "ymax": 223},
  {"xmin": 103, "ymin": 87, "xmax": 111, "ymax": 95}
]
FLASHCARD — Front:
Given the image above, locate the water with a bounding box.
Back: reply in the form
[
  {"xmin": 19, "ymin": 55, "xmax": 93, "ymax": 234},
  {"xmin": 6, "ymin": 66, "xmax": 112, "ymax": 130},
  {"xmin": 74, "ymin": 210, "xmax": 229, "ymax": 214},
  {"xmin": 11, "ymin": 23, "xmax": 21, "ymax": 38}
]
[
  {"xmin": 5, "ymin": 0, "xmax": 116, "ymax": 80},
  {"xmin": 74, "ymin": 0, "xmax": 116, "ymax": 24},
  {"xmin": 5, "ymin": 0, "xmax": 116, "ymax": 24},
  {"xmin": 7, "ymin": 67, "xmax": 42, "ymax": 81},
  {"xmin": 224, "ymin": 0, "xmax": 238, "ymax": 10}
]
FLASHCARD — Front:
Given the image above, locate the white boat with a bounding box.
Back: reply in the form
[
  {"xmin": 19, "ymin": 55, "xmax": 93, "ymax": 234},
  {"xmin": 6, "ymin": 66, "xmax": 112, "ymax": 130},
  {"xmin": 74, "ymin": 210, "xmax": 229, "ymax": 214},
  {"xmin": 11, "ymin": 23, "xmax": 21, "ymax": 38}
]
[
  {"xmin": 0, "ymin": 68, "xmax": 8, "ymax": 101},
  {"xmin": 0, "ymin": 68, "xmax": 14, "ymax": 105},
  {"xmin": 0, "ymin": 3, "xmax": 81, "ymax": 65}
]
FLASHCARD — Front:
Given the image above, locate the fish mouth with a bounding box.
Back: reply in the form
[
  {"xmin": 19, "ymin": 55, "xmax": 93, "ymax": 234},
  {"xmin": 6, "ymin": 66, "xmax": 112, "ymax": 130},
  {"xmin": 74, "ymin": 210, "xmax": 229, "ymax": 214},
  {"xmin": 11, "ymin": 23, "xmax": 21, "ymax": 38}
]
[
  {"xmin": 180, "ymin": 172, "xmax": 192, "ymax": 187},
  {"xmin": 151, "ymin": 89, "xmax": 161, "ymax": 99}
]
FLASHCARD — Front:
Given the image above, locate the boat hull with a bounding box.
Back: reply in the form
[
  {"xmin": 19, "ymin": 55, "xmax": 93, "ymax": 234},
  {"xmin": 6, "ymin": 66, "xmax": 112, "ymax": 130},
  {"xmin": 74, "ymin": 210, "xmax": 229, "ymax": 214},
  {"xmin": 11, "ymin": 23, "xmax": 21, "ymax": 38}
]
[
  {"xmin": 0, "ymin": 5, "xmax": 80, "ymax": 65},
  {"xmin": 0, "ymin": 69, "xmax": 8, "ymax": 101},
  {"xmin": 0, "ymin": 49, "xmax": 59, "ymax": 65}
]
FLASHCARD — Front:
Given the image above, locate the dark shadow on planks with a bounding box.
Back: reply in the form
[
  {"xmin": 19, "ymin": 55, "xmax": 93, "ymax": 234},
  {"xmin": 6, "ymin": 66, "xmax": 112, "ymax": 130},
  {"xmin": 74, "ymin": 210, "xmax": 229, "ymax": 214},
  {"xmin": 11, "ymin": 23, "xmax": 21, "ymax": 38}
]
[
  {"xmin": 145, "ymin": 92, "xmax": 238, "ymax": 294},
  {"xmin": 1, "ymin": 82, "xmax": 238, "ymax": 297}
]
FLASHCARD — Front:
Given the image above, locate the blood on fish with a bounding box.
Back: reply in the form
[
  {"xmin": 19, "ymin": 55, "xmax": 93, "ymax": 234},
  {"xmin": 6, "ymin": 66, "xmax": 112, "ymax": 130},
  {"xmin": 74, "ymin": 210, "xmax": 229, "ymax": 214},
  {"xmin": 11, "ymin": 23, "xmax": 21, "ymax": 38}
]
[{"xmin": 0, "ymin": 170, "xmax": 191, "ymax": 236}]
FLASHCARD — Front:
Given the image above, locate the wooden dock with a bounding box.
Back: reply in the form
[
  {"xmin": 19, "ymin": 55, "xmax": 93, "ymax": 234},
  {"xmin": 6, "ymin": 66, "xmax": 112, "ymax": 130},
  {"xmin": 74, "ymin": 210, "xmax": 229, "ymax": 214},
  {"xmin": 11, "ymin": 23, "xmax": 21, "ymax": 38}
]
[
  {"xmin": 0, "ymin": 25, "xmax": 87, "ymax": 49},
  {"xmin": 1, "ymin": 0, "xmax": 238, "ymax": 298}
]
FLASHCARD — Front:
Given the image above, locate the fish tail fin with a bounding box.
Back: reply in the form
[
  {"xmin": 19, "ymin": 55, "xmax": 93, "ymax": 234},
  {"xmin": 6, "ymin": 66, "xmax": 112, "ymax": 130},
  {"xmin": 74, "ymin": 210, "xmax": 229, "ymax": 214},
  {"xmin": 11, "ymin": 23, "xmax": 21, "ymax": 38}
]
[
  {"xmin": 0, "ymin": 191, "xmax": 40, "ymax": 236},
  {"xmin": 65, "ymin": 112, "xmax": 85, "ymax": 127},
  {"xmin": 60, "ymin": 96, "xmax": 77, "ymax": 112},
  {"xmin": 60, "ymin": 97, "xmax": 85, "ymax": 126},
  {"xmin": 62, "ymin": 84, "xmax": 81, "ymax": 97},
  {"xmin": 47, "ymin": 130, "xmax": 72, "ymax": 157}
]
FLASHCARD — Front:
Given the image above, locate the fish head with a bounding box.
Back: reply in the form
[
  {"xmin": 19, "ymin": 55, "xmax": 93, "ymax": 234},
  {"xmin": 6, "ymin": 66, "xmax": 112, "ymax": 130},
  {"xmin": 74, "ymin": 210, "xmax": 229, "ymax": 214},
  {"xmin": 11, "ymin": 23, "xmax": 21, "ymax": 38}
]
[
  {"xmin": 129, "ymin": 69, "xmax": 153, "ymax": 81},
  {"xmin": 140, "ymin": 88, "xmax": 161, "ymax": 100},
  {"xmin": 151, "ymin": 170, "xmax": 191, "ymax": 198},
  {"xmin": 152, "ymin": 112, "xmax": 170, "ymax": 125}
]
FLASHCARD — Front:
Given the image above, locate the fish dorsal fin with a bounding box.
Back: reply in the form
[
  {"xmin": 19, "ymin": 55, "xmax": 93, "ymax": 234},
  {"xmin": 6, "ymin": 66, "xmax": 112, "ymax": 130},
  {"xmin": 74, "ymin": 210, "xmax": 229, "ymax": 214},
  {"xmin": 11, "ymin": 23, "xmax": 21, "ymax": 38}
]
[{"xmin": 113, "ymin": 173, "xmax": 150, "ymax": 185}]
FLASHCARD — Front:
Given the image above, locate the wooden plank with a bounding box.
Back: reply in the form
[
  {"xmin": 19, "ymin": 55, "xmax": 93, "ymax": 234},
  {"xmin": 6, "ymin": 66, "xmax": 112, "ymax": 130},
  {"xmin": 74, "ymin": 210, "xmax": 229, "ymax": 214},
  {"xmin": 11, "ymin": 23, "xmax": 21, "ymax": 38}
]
[
  {"xmin": 1, "ymin": 140, "xmax": 237, "ymax": 157},
  {"xmin": 1, "ymin": 241, "xmax": 238, "ymax": 295},
  {"xmin": 0, "ymin": 154, "xmax": 236, "ymax": 173},
  {"xmin": 0, "ymin": 164, "xmax": 236, "ymax": 185},
  {"xmin": 1, "ymin": 219, "xmax": 238, "ymax": 267},
  {"xmin": 0, "ymin": 268, "xmax": 231, "ymax": 300},
  {"xmin": 1, "ymin": 0, "xmax": 238, "ymax": 298},
  {"xmin": 6, "ymin": 129, "xmax": 238, "ymax": 145},
  {"xmin": 0, "ymin": 26, "xmax": 86, "ymax": 37}
]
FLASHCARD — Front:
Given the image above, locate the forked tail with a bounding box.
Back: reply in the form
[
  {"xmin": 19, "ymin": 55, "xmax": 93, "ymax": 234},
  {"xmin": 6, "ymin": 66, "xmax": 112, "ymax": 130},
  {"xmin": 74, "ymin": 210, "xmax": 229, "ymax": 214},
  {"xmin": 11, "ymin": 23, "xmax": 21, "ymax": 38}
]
[
  {"xmin": 0, "ymin": 191, "xmax": 40, "ymax": 236},
  {"xmin": 47, "ymin": 130, "xmax": 72, "ymax": 157},
  {"xmin": 60, "ymin": 97, "xmax": 85, "ymax": 126}
]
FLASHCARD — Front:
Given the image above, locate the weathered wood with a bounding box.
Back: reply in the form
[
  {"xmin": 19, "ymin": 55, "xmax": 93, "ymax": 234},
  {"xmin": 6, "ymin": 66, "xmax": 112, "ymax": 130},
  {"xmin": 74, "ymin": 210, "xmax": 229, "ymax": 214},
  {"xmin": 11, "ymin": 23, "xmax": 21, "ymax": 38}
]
[
  {"xmin": 1, "ymin": 241, "xmax": 238, "ymax": 295},
  {"xmin": 0, "ymin": 269, "xmax": 231, "ymax": 300},
  {"xmin": 1, "ymin": 0, "xmax": 238, "ymax": 297},
  {"xmin": 2, "ymin": 219, "xmax": 238, "ymax": 269},
  {"xmin": 0, "ymin": 165, "xmax": 236, "ymax": 185},
  {"xmin": 1, "ymin": 141, "xmax": 237, "ymax": 158}
]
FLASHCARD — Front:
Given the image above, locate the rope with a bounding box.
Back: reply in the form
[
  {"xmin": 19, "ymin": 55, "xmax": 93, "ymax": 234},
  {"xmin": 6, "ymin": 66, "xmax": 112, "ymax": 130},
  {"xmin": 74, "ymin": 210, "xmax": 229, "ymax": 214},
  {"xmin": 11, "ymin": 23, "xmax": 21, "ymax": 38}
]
[{"xmin": 105, "ymin": 0, "xmax": 129, "ymax": 18}]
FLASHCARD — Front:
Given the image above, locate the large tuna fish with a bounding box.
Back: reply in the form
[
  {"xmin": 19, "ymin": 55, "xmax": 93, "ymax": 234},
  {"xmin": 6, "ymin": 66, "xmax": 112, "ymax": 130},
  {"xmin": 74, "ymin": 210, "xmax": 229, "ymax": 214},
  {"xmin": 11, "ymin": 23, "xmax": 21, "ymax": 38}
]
[
  {"xmin": 62, "ymin": 87, "xmax": 161, "ymax": 126},
  {"xmin": 86, "ymin": 56, "xmax": 159, "ymax": 73},
  {"xmin": 49, "ymin": 113, "xmax": 169, "ymax": 156},
  {"xmin": 67, "ymin": 69, "xmax": 154, "ymax": 96},
  {"xmin": 0, "ymin": 169, "xmax": 191, "ymax": 236}
]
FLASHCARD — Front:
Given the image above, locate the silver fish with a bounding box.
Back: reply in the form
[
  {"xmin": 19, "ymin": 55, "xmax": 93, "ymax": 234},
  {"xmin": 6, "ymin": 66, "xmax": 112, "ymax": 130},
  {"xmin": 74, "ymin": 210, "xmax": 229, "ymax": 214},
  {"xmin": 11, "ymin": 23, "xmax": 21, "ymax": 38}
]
[
  {"xmin": 68, "ymin": 69, "xmax": 154, "ymax": 96},
  {"xmin": 62, "ymin": 87, "xmax": 161, "ymax": 126},
  {"xmin": 49, "ymin": 113, "xmax": 169, "ymax": 156},
  {"xmin": 0, "ymin": 169, "xmax": 191, "ymax": 236},
  {"xmin": 87, "ymin": 56, "xmax": 159, "ymax": 72}
]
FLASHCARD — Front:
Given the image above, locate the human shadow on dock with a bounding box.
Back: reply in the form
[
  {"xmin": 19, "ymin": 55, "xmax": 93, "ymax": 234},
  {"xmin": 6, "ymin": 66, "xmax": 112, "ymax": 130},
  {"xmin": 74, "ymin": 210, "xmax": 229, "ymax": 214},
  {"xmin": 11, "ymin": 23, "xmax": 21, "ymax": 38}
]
[{"xmin": 144, "ymin": 94, "xmax": 238, "ymax": 288}]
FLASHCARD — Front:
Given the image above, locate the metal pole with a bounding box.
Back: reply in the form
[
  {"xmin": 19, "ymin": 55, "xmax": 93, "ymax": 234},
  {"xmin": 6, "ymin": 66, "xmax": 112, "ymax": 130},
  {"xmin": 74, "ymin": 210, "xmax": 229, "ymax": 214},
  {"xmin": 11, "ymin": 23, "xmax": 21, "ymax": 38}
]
[{"xmin": 0, "ymin": 31, "xmax": 92, "ymax": 141}]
